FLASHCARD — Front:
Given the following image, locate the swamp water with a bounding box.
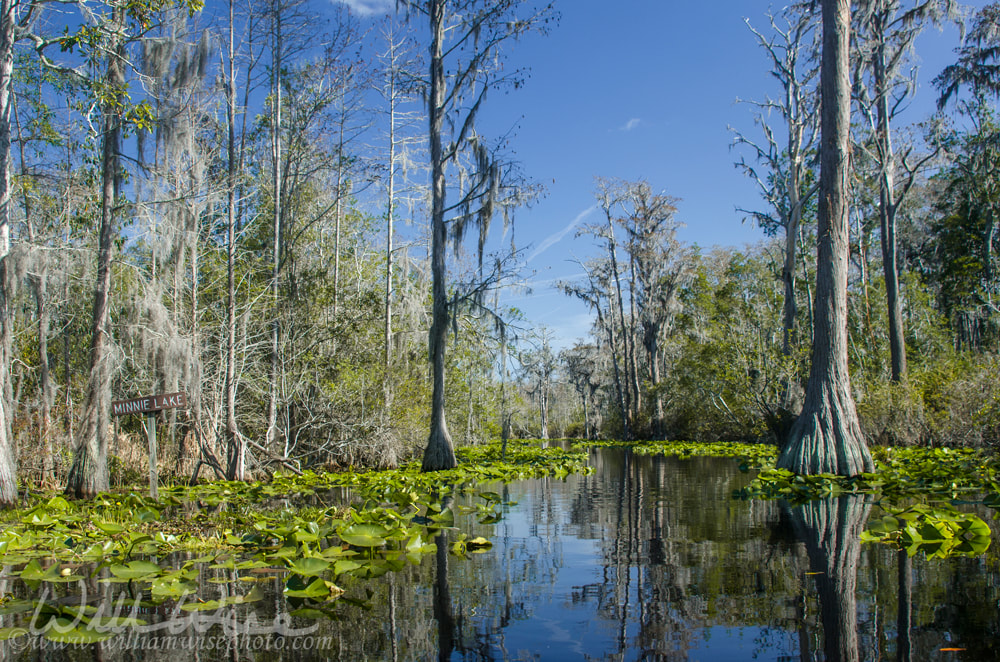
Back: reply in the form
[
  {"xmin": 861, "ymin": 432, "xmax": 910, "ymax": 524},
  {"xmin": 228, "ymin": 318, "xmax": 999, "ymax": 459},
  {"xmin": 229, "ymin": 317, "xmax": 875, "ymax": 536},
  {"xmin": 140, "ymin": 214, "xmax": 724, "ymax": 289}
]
[{"xmin": 2, "ymin": 446, "xmax": 999, "ymax": 661}]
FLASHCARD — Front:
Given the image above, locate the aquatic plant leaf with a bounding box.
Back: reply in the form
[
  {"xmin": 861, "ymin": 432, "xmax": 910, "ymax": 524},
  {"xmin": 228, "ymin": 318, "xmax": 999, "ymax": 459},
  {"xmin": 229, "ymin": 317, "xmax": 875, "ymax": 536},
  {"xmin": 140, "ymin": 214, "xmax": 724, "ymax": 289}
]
[
  {"xmin": 338, "ymin": 523, "xmax": 389, "ymax": 547},
  {"xmin": 150, "ymin": 578, "xmax": 199, "ymax": 598},
  {"xmin": 180, "ymin": 586, "xmax": 265, "ymax": 611},
  {"xmin": 0, "ymin": 627, "xmax": 28, "ymax": 640},
  {"xmin": 132, "ymin": 507, "xmax": 160, "ymax": 524},
  {"xmin": 283, "ymin": 576, "xmax": 342, "ymax": 600},
  {"xmin": 42, "ymin": 618, "xmax": 115, "ymax": 644},
  {"xmin": 287, "ymin": 557, "xmax": 330, "ymax": 577},
  {"xmin": 108, "ymin": 560, "xmax": 162, "ymax": 580},
  {"xmin": 333, "ymin": 560, "xmax": 362, "ymax": 575},
  {"xmin": 45, "ymin": 496, "xmax": 72, "ymax": 511},
  {"xmin": 0, "ymin": 600, "xmax": 35, "ymax": 616},
  {"xmin": 94, "ymin": 521, "xmax": 126, "ymax": 535}
]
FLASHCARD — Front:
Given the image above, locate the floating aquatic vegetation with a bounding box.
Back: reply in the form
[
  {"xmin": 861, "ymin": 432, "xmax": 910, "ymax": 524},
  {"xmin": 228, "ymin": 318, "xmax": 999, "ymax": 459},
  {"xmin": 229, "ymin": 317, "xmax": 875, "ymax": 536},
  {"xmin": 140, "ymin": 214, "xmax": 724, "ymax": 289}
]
[
  {"xmin": 0, "ymin": 438, "xmax": 592, "ymax": 641},
  {"xmin": 580, "ymin": 439, "xmax": 778, "ymax": 468},
  {"xmin": 861, "ymin": 503, "xmax": 992, "ymax": 558}
]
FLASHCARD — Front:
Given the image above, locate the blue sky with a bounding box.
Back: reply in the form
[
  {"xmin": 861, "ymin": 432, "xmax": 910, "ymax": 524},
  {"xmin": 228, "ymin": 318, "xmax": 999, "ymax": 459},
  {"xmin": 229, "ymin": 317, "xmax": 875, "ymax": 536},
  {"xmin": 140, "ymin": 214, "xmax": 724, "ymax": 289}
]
[{"xmin": 335, "ymin": 0, "xmax": 980, "ymax": 348}]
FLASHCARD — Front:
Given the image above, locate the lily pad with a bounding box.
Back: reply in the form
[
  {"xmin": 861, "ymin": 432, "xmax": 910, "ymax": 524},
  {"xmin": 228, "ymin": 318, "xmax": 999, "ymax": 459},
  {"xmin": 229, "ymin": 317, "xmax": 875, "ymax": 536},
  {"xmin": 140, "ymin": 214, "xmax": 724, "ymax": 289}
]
[{"xmin": 338, "ymin": 523, "xmax": 390, "ymax": 548}]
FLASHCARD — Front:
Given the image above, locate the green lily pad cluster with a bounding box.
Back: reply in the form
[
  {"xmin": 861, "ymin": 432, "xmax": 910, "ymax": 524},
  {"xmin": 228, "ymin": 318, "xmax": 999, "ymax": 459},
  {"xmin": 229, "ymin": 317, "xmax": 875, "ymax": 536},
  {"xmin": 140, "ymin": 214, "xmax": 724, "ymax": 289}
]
[
  {"xmin": 735, "ymin": 446, "xmax": 1000, "ymax": 503},
  {"xmin": 0, "ymin": 438, "xmax": 592, "ymax": 638},
  {"xmin": 861, "ymin": 503, "xmax": 992, "ymax": 558},
  {"xmin": 579, "ymin": 440, "xmax": 778, "ymax": 468}
]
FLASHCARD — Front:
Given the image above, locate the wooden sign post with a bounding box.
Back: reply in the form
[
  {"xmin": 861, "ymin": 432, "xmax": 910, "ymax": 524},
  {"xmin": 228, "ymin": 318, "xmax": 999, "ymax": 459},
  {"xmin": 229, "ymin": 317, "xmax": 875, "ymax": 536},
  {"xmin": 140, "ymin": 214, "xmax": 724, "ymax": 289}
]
[{"xmin": 112, "ymin": 392, "xmax": 187, "ymax": 499}]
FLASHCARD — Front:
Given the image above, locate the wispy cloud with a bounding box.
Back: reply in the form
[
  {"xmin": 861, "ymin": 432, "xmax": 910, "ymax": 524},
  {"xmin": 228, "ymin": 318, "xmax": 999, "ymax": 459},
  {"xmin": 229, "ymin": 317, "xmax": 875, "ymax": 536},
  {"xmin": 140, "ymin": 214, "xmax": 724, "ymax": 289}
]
[
  {"xmin": 618, "ymin": 118, "xmax": 641, "ymax": 132},
  {"xmin": 526, "ymin": 205, "xmax": 596, "ymax": 263},
  {"xmin": 330, "ymin": 0, "xmax": 394, "ymax": 16}
]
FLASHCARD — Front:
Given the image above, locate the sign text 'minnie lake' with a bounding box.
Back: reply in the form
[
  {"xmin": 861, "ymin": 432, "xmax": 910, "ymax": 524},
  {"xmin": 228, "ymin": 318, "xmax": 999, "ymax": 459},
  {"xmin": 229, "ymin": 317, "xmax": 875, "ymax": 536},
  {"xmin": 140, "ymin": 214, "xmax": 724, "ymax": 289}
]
[{"xmin": 112, "ymin": 392, "xmax": 187, "ymax": 417}]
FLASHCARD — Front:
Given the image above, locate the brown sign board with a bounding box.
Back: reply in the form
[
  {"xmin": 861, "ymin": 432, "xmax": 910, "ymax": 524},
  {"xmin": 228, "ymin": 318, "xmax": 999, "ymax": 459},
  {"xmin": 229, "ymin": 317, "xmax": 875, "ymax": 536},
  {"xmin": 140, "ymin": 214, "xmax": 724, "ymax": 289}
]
[{"xmin": 112, "ymin": 392, "xmax": 187, "ymax": 417}]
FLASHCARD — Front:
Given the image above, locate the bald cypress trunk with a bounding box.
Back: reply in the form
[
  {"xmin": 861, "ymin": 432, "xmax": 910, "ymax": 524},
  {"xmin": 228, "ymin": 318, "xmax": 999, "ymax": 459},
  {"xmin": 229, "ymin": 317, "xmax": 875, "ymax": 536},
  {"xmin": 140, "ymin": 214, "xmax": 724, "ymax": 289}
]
[
  {"xmin": 67, "ymin": 11, "xmax": 125, "ymax": 498},
  {"xmin": 778, "ymin": 0, "xmax": 873, "ymax": 476},
  {"xmin": 422, "ymin": 0, "xmax": 456, "ymax": 472}
]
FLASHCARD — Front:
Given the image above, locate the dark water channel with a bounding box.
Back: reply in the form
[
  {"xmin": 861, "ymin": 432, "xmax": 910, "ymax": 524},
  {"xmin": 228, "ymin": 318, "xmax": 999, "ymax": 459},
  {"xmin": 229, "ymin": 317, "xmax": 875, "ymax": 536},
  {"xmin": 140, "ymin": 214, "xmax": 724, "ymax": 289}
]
[{"xmin": 5, "ymin": 447, "xmax": 1000, "ymax": 661}]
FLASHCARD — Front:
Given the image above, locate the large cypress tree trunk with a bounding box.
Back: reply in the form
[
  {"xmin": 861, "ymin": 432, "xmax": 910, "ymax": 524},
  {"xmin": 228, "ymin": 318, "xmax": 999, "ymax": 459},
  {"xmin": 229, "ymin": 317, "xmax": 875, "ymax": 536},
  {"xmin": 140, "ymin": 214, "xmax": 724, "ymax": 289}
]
[
  {"xmin": 67, "ymin": 15, "xmax": 125, "ymax": 498},
  {"xmin": 787, "ymin": 495, "xmax": 870, "ymax": 662},
  {"xmin": 422, "ymin": 0, "xmax": 456, "ymax": 472},
  {"xmin": 777, "ymin": 0, "xmax": 874, "ymax": 476}
]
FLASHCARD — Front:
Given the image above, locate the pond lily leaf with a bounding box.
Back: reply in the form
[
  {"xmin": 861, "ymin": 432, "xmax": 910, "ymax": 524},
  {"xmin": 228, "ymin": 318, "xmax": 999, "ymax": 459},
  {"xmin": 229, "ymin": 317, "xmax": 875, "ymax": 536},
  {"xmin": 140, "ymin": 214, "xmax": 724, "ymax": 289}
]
[
  {"xmin": 132, "ymin": 507, "xmax": 161, "ymax": 524},
  {"xmin": 42, "ymin": 618, "xmax": 115, "ymax": 644},
  {"xmin": 287, "ymin": 557, "xmax": 331, "ymax": 577},
  {"xmin": 333, "ymin": 559, "xmax": 363, "ymax": 575},
  {"xmin": 0, "ymin": 627, "xmax": 28, "ymax": 640},
  {"xmin": 338, "ymin": 523, "xmax": 389, "ymax": 548},
  {"xmin": 46, "ymin": 496, "xmax": 72, "ymax": 511},
  {"xmin": 0, "ymin": 599, "xmax": 35, "ymax": 616},
  {"xmin": 108, "ymin": 560, "xmax": 162, "ymax": 580},
  {"xmin": 180, "ymin": 586, "xmax": 265, "ymax": 611},
  {"xmin": 94, "ymin": 521, "xmax": 126, "ymax": 535},
  {"xmin": 21, "ymin": 512, "xmax": 57, "ymax": 528},
  {"xmin": 150, "ymin": 578, "xmax": 199, "ymax": 598},
  {"xmin": 283, "ymin": 576, "xmax": 343, "ymax": 600}
]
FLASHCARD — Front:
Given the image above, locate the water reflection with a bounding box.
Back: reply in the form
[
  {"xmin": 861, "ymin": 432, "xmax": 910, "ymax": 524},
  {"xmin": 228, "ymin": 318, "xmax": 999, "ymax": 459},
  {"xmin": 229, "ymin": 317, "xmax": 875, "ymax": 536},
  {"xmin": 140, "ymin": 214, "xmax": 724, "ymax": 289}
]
[
  {"xmin": 3, "ymin": 448, "xmax": 1000, "ymax": 660},
  {"xmin": 785, "ymin": 495, "xmax": 870, "ymax": 662}
]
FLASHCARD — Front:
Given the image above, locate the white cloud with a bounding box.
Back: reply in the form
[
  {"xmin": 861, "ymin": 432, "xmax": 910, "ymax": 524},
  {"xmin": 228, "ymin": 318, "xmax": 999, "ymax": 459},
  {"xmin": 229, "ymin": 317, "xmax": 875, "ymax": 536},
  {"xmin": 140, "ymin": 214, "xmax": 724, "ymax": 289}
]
[
  {"xmin": 526, "ymin": 205, "xmax": 596, "ymax": 263},
  {"xmin": 619, "ymin": 118, "xmax": 641, "ymax": 132},
  {"xmin": 331, "ymin": 0, "xmax": 395, "ymax": 16}
]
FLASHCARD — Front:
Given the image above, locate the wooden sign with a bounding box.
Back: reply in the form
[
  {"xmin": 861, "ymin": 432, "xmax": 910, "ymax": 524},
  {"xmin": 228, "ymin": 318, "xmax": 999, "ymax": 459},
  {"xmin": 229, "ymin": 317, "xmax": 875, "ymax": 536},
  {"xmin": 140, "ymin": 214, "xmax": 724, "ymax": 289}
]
[
  {"xmin": 111, "ymin": 392, "xmax": 187, "ymax": 500},
  {"xmin": 112, "ymin": 392, "xmax": 187, "ymax": 417}
]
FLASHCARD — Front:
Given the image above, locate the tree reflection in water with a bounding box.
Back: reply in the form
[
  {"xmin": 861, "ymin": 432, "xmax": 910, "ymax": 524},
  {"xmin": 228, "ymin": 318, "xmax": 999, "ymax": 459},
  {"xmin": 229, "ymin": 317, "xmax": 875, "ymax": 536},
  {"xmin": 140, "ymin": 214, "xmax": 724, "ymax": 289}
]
[
  {"xmin": 433, "ymin": 529, "xmax": 456, "ymax": 662},
  {"xmin": 786, "ymin": 495, "xmax": 871, "ymax": 662}
]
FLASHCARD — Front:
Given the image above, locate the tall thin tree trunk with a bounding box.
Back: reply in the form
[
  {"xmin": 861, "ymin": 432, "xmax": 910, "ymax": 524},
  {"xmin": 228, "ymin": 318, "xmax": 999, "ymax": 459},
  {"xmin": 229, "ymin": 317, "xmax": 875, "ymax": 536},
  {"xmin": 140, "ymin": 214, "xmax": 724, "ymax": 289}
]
[
  {"xmin": 384, "ymin": 63, "xmax": 397, "ymax": 382},
  {"xmin": 0, "ymin": 0, "xmax": 19, "ymax": 505},
  {"xmin": 422, "ymin": 0, "xmax": 456, "ymax": 472},
  {"xmin": 606, "ymin": 221, "xmax": 633, "ymax": 434},
  {"xmin": 599, "ymin": 304, "xmax": 630, "ymax": 440},
  {"xmin": 875, "ymin": 32, "xmax": 907, "ymax": 383},
  {"xmin": 627, "ymin": 255, "xmax": 641, "ymax": 418},
  {"xmin": 334, "ymin": 117, "xmax": 345, "ymax": 319},
  {"xmin": 648, "ymin": 333, "xmax": 663, "ymax": 438},
  {"xmin": 33, "ymin": 274, "xmax": 52, "ymax": 480},
  {"xmin": 778, "ymin": 0, "xmax": 873, "ymax": 476},
  {"xmin": 224, "ymin": 0, "xmax": 244, "ymax": 481},
  {"xmin": 783, "ymin": 188, "xmax": 801, "ymax": 357},
  {"xmin": 266, "ymin": 1, "xmax": 283, "ymax": 453}
]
